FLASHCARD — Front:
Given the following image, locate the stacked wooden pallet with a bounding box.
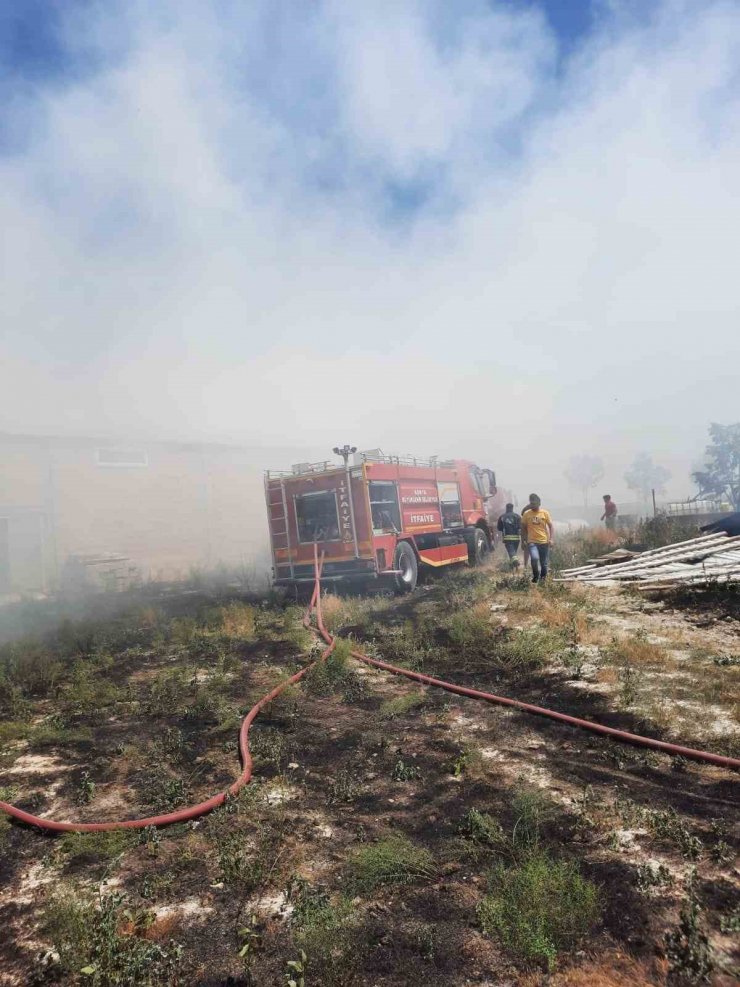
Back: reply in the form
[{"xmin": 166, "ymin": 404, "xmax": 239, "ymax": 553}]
[{"xmin": 557, "ymin": 532, "xmax": 740, "ymax": 592}]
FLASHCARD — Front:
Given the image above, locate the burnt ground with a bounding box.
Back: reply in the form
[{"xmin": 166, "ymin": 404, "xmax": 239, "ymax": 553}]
[{"xmin": 0, "ymin": 557, "xmax": 738, "ymax": 986}]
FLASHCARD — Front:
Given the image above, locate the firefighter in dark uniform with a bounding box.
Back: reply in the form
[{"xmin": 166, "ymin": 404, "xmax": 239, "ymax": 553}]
[{"xmin": 497, "ymin": 503, "xmax": 522, "ymax": 566}]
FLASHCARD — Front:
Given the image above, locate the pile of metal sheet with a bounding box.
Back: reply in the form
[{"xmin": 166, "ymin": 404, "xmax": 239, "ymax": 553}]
[{"xmin": 557, "ymin": 532, "xmax": 740, "ymax": 592}]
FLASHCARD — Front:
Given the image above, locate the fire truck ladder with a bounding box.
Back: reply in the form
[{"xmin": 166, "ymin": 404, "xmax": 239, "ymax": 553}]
[{"xmin": 265, "ymin": 476, "xmax": 294, "ymax": 581}]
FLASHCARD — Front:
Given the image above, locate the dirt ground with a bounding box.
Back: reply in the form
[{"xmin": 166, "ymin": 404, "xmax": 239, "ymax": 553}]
[{"xmin": 0, "ymin": 553, "xmax": 737, "ymax": 986}]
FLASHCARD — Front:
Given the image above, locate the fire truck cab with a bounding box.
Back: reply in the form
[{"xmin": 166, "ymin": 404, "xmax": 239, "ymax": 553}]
[{"xmin": 265, "ymin": 450, "xmax": 497, "ymax": 594}]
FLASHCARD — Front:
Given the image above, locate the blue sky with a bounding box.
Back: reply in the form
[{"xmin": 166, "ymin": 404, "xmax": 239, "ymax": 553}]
[
  {"xmin": 0, "ymin": 1, "xmax": 593, "ymax": 77},
  {"xmin": 1, "ymin": 1, "xmax": 739, "ymax": 502}
]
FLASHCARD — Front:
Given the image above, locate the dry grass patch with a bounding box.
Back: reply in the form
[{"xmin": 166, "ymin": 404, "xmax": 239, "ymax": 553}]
[
  {"xmin": 218, "ymin": 602, "xmax": 256, "ymax": 639},
  {"xmin": 522, "ymin": 953, "xmax": 664, "ymax": 986},
  {"xmin": 605, "ymin": 633, "xmax": 671, "ymax": 669},
  {"xmin": 318, "ymin": 592, "xmax": 391, "ymax": 634}
]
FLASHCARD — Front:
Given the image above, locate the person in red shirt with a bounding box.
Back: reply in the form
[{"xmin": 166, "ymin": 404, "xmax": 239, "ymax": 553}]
[{"xmin": 601, "ymin": 495, "xmax": 618, "ymax": 531}]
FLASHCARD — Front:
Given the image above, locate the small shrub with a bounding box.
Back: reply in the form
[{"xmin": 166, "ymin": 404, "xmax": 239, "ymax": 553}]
[
  {"xmin": 262, "ymin": 683, "xmax": 301, "ymax": 726},
  {"xmin": 64, "ymin": 664, "xmax": 124, "ymax": 718},
  {"xmin": 289, "ymin": 888, "xmax": 365, "ymax": 987},
  {"xmin": 664, "ymin": 882, "xmax": 713, "ymax": 985},
  {"xmin": 183, "ymin": 687, "xmax": 225, "ymax": 724},
  {"xmin": 391, "ymin": 757, "xmax": 421, "ymax": 782},
  {"xmin": 648, "ymin": 808, "xmax": 703, "ymax": 860},
  {"xmin": 217, "ymin": 832, "xmax": 265, "ymax": 889},
  {"xmin": 636, "ymin": 861, "xmax": 673, "ymax": 892},
  {"xmin": 618, "ymin": 663, "xmax": 643, "ymax": 709},
  {"xmin": 712, "ymin": 653, "xmax": 740, "ymax": 667},
  {"xmin": 459, "ymin": 808, "xmax": 507, "ymax": 850},
  {"xmin": 634, "ymin": 516, "xmax": 699, "ymax": 550},
  {"xmin": 0, "ymin": 720, "xmax": 30, "ymax": 745},
  {"xmin": 76, "ymin": 771, "xmax": 96, "ymax": 806},
  {"xmin": 478, "ymin": 852, "xmax": 600, "ymax": 970},
  {"xmin": 446, "ymin": 603, "xmax": 498, "ymax": 657},
  {"xmin": 0, "ymin": 640, "xmax": 64, "ymax": 701},
  {"xmin": 549, "ymin": 528, "xmax": 619, "ymax": 572},
  {"xmin": 493, "ymin": 627, "xmax": 563, "ymax": 674},
  {"xmin": 42, "ymin": 890, "xmax": 182, "ymax": 986},
  {"xmin": 141, "ymin": 670, "xmax": 188, "ymax": 718},
  {"xmin": 304, "ymin": 638, "xmax": 354, "ymax": 695},
  {"xmin": 213, "ymin": 817, "xmax": 281, "ymax": 891},
  {"xmin": 349, "ymin": 834, "xmax": 433, "ymax": 891},
  {"xmin": 168, "ymin": 617, "xmax": 197, "ymax": 647},
  {"xmin": 510, "ymin": 786, "xmax": 554, "ymax": 857},
  {"xmin": 287, "ymin": 876, "xmax": 334, "ymax": 926},
  {"xmin": 446, "ymin": 744, "xmax": 484, "ymax": 778},
  {"xmin": 187, "ymin": 632, "xmax": 226, "ymax": 663},
  {"xmin": 28, "ymin": 722, "xmax": 93, "ymax": 750},
  {"xmin": 250, "ymin": 726, "xmax": 292, "ymax": 772},
  {"xmin": 328, "ymin": 766, "xmax": 363, "ymax": 804},
  {"xmin": 381, "ymin": 620, "xmax": 435, "ymax": 670},
  {"xmin": 284, "ymin": 949, "xmax": 307, "ymax": 986}
]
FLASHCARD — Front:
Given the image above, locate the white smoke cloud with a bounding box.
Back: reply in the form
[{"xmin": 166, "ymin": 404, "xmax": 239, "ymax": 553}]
[{"xmin": 1, "ymin": 0, "xmax": 739, "ymax": 502}]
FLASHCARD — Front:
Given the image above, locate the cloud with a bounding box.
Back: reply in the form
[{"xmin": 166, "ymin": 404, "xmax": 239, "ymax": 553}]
[{"xmin": 1, "ymin": 0, "xmax": 739, "ymax": 502}]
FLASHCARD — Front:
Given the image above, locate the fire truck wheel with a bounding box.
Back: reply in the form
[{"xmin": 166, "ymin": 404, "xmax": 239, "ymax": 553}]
[
  {"xmin": 393, "ymin": 542, "xmax": 418, "ymax": 594},
  {"xmin": 469, "ymin": 527, "xmax": 490, "ymax": 566}
]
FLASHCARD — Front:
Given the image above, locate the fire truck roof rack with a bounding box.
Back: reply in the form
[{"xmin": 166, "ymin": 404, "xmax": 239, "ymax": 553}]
[
  {"xmin": 266, "ymin": 461, "xmax": 334, "ymax": 479},
  {"xmin": 356, "ymin": 450, "xmax": 455, "ymax": 469},
  {"xmin": 265, "ymin": 452, "xmax": 457, "ymax": 479}
]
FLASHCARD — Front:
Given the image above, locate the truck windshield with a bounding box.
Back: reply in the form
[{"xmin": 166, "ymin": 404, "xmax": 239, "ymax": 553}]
[{"xmin": 295, "ymin": 490, "xmax": 340, "ymax": 543}]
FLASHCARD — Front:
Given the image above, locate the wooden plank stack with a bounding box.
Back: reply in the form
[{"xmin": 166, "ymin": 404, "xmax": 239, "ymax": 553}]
[{"xmin": 557, "ymin": 532, "xmax": 740, "ymax": 592}]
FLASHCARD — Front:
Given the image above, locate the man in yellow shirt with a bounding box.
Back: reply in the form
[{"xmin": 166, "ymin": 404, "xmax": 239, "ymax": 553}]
[{"xmin": 520, "ymin": 493, "xmax": 554, "ymax": 584}]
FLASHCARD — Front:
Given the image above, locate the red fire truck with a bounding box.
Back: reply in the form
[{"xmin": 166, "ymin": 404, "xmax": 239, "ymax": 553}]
[{"xmin": 265, "ymin": 449, "xmax": 497, "ymax": 593}]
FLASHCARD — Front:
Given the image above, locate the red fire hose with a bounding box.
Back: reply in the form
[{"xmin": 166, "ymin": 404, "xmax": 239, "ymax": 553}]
[
  {"xmin": 307, "ymin": 552, "xmax": 740, "ymax": 773},
  {"xmin": 0, "ymin": 555, "xmax": 333, "ymax": 833},
  {"xmin": 0, "ymin": 550, "xmax": 737, "ymax": 833}
]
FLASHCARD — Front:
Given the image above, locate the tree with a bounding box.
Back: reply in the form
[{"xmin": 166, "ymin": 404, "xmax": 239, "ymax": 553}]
[
  {"xmin": 692, "ymin": 422, "xmax": 740, "ymax": 508},
  {"xmin": 624, "ymin": 453, "xmax": 671, "ymax": 508},
  {"xmin": 564, "ymin": 454, "xmax": 605, "ymax": 509}
]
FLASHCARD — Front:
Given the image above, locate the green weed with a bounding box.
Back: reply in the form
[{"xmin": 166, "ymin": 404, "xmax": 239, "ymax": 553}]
[
  {"xmin": 304, "ymin": 638, "xmax": 355, "ymax": 695},
  {"xmin": 378, "ymin": 691, "xmax": 425, "ymax": 720},
  {"xmin": 391, "ymin": 757, "xmax": 421, "ymax": 781},
  {"xmin": 0, "ymin": 720, "xmax": 30, "ymax": 745},
  {"xmin": 42, "ymin": 890, "xmax": 182, "ymax": 986},
  {"xmin": 510, "ymin": 786, "xmax": 554, "ymax": 857},
  {"xmin": 493, "ymin": 627, "xmax": 564, "ymax": 674},
  {"xmin": 287, "ymin": 877, "xmax": 365, "ymax": 986},
  {"xmin": 478, "ymin": 852, "xmax": 600, "ymax": 970},
  {"xmin": 57, "ymin": 830, "xmax": 136, "ymax": 871},
  {"xmin": 250, "ymin": 726, "xmax": 293, "ymax": 773},
  {"xmin": 327, "ymin": 766, "xmax": 363, "ymax": 805},
  {"xmin": 76, "ymin": 771, "xmax": 96, "ymax": 805},
  {"xmin": 349, "ymin": 834, "xmax": 433, "ymax": 891},
  {"xmin": 216, "ymin": 832, "xmax": 265, "ymax": 889},
  {"xmin": 284, "ymin": 950, "xmax": 307, "ymax": 987},
  {"xmin": 459, "ymin": 808, "xmax": 507, "ymax": 851},
  {"xmin": 141, "ymin": 669, "xmax": 188, "ymax": 718},
  {"xmin": 636, "ymin": 861, "xmax": 673, "ymax": 892},
  {"xmin": 664, "ymin": 879, "xmax": 713, "ymax": 985},
  {"xmin": 446, "ymin": 744, "xmax": 484, "ymax": 778}
]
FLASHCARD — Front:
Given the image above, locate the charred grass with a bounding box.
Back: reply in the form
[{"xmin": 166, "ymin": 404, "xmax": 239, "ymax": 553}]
[{"xmin": 0, "ymin": 567, "xmax": 738, "ymax": 985}]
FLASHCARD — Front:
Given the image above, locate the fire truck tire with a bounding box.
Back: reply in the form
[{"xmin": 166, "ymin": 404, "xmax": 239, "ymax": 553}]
[
  {"xmin": 468, "ymin": 527, "xmax": 490, "ymax": 566},
  {"xmin": 393, "ymin": 542, "xmax": 418, "ymax": 594}
]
